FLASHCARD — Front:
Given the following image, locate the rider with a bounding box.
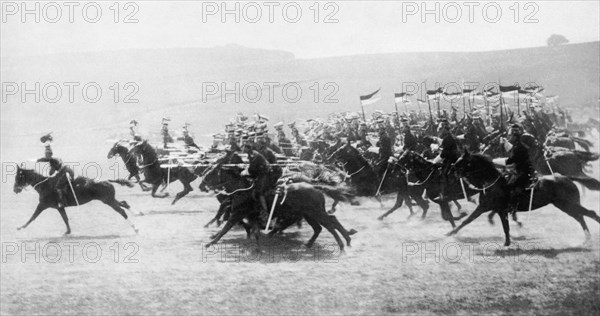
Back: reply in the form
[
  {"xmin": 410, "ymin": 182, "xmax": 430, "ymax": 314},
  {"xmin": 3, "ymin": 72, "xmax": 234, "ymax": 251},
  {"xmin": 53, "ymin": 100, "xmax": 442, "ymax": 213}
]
[
  {"xmin": 242, "ymin": 143, "xmax": 271, "ymax": 222},
  {"xmin": 401, "ymin": 119, "xmax": 418, "ymax": 151},
  {"xmin": 376, "ymin": 127, "xmax": 393, "ymax": 178},
  {"xmin": 40, "ymin": 133, "xmax": 53, "ymax": 159},
  {"xmin": 496, "ymin": 123, "xmax": 536, "ymax": 211},
  {"xmin": 130, "ymin": 120, "xmax": 142, "ymax": 142},
  {"xmin": 433, "ymin": 118, "xmax": 459, "ymax": 201},
  {"xmin": 48, "ymin": 158, "xmax": 76, "ymax": 208},
  {"xmin": 161, "ymin": 118, "xmax": 174, "ymax": 149}
]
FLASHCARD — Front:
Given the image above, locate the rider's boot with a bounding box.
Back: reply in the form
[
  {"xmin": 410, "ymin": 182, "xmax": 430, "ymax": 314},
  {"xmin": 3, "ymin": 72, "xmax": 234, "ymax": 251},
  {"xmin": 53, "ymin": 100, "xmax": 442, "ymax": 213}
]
[
  {"xmin": 57, "ymin": 189, "xmax": 66, "ymax": 208},
  {"xmin": 259, "ymin": 194, "xmax": 270, "ymax": 224}
]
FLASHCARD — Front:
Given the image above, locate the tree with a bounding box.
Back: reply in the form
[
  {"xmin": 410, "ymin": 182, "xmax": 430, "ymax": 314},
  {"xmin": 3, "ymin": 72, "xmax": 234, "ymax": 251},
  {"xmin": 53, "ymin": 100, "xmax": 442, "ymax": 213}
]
[{"xmin": 547, "ymin": 34, "xmax": 569, "ymax": 47}]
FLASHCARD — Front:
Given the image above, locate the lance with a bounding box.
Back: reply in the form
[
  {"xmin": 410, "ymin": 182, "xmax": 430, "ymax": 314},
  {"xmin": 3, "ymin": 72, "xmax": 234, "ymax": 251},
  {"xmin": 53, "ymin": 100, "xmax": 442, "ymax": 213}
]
[
  {"xmin": 263, "ymin": 190, "xmax": 280, "ymax": 233},
  {"xmin": 65, "ymin": 173, "xmax": 80, "ymax": 207}
]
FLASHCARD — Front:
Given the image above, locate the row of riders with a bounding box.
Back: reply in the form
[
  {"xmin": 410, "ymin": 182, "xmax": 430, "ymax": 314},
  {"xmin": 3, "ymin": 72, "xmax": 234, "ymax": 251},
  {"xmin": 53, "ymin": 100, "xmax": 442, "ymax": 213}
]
[{"xmin": 13, "ymin": 104, "xmax": 600, "ymax": 250}]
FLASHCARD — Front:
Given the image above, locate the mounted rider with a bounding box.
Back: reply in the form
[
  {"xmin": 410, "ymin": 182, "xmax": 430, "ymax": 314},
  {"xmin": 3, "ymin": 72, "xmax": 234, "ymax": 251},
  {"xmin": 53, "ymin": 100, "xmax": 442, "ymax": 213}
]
[
  {"xmin": 495, "ymin": 123, "xmax": 537, "ymax": 210},
  {"xmin": 433, "ymin": 118, "xmax": 459, "ymax": 200},
  {"xmin": 401, "ymin": 118, "xmax": 418, "ymax": 151},
  {"xmin": 161, "ymin": 118, "xmax": 174, "ymax": 149},
  {"xmin": 40, "ymin": 132, "xmax": 54, "ymax": 159},
  {"xmin": 241, "ymin": 142, "xmax": 271, "ymax": 221},
  {"xmin": 130, "ymin": 120, "xmax": 142, "ymax": 142},
  {"xmin": 46, "ymin": 157, "xmax": 76, "ymax": 209}
]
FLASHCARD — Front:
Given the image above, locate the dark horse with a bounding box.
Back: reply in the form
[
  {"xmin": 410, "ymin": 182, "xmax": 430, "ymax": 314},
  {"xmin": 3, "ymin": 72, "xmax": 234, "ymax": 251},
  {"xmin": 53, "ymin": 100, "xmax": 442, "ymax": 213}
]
[
  {"xmin": 449, "ymin": 150, "xmax": 600, "ymax": 246},
  {"xmin": 131, "ymin": 140, "xmax": 198, "ymax": 205},
  {"xmin": 107, "ymin": 142, "xmax": 150, "ymax": 191},
  {"xmin": 396, "ymin": 150, "xmax": 470, "ymax": 228},
  {"xmin": 199, "ymin": 150, "xmax": 244, "ymax": 228},
  {"xmin": 328, "ymin": 143, "xmax": 429, "ymax": 219},
  {"xmin": 200, "ymin": 158, "xmax": 357, "ymax": 252},
  {"xmin": 13, "ymin": 165, "xmax": 140, "ymax": 235}
]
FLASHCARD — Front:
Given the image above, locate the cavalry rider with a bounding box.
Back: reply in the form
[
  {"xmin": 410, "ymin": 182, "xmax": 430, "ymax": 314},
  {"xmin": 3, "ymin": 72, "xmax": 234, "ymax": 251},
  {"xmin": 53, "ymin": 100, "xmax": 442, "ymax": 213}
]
[
  {"xmin": 39, "ymin": 132, "xmax": 54, "ymax": 159},
  {"xmin": 433, "ymin": 118, "xmax": 459, "ymax": 200},
  {"xmin": 161, "ymin": 118, "xmax": 174, "ymax": 149},
  {"xmin": 289, "ymin": 122, "xmax": 307, "ymax": 147},
  {"xmin": 401, "ymin": 118, "xmax": 418, "ymax": 151},
  {"xmin": 180, "ymin": 124, "xmax": 201, "ymax": 150},
  {"xmin": 130, "ymin": 120, "xmax": 142, "ymax": 142},
  {"xmin": 242, "ymin": 143, "xmax": 271, "ymax": 222},
  {"xmin": 46, "ymin": 157, "xmax": 76, "ymax": 209},
  {"xmin": 495, "ymin": 123, "xmax": 536, "ymax": 211}
]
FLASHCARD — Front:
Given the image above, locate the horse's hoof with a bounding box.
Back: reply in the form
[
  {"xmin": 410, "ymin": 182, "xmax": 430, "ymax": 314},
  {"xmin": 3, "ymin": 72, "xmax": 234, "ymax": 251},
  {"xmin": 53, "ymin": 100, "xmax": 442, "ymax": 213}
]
[
  {"xmin": 328, "ymin": 210, "xmax": 336, "ymax": 215},
  {"xmin": 446, "ymin": 231, "xmax": 455, "ymax": 237},
  {"xmin": 488, "ymin": 219, "xmax": 495, "ymax": 226},
  {"xmin": 205, "ymin": 243, "xmax": 214, "ymax": 248},
  {"xmin": 210, "ymin": 234, "xmax": 217, "ymax": 239},
  {"xmin": 377, "ymin": 216, "xmax": 384, "ymax": 221},
  {"xmin": 304, "ymin": 242, "xmax": 314, "ymax": 249},
  {"xmin": 64, "ymin": 231, "xmax": 71, "ymax": 236},
  {"xmin": 348, "ymin": 229, "xmax": 358, "ymax": 236},
  {"xmin": 16, "ymin": 226, "xmax": 23, "ymax": 231}
]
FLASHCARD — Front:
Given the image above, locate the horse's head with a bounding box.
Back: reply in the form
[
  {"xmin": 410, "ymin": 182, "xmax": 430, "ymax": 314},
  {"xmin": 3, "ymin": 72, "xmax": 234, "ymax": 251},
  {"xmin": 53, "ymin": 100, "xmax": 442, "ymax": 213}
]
[
  {"xmin": 453, "ymin": 148, "xmax": 472, "ymax": 178},
  {"xmin": 454, "ymin": 149, "xmax": 497, "ymax": 181},
  {"xmin": 130, "ymin": 140, "xmax": 156, "ymax": 162},
  {"xmin": 107, "ymin": 142, "xmax": 120, "ymax": 159},
  {"xmin": 328, "ymin": 142, "xmax": 359, "ymax": 164},
  {"xmin": 199, "ymin": 162, "xmax": 243, "ymax": 192},
  {"xmin": 398, "ymin": 150, "xmax": 425, "ymax": 171},
  {"xmin": 13, "ymin": 165, "xmax": 32, "ymax": 193}
]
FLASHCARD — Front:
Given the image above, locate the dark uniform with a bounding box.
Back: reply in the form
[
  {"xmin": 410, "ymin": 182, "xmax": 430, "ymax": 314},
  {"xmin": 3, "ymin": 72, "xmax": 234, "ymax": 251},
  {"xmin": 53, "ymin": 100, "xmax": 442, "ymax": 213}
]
[
  {"xmin": 505, "ymin": 128, "xmax": 536, "ymax": 207},
  {"xmin": 45, "ymin": 158, "xmax": 75, "ymax": 208},
  {"xmin": 161, "ymin": 123, "xmax": 174, "ymax": 149},
  {"xmin": 245, "ymin": 147, "xmax": 271, "ymax": 218},
  {"xmin": 402, "ymin": 127, "xmax": 418, "ymax": 151}
]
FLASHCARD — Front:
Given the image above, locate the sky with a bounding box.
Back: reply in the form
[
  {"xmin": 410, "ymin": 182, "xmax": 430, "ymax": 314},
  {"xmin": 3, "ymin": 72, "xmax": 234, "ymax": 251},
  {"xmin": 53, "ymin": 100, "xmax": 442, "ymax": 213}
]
[{"xmin": 1, "ymin": 0, "xmax": 599, "ymax": 58}]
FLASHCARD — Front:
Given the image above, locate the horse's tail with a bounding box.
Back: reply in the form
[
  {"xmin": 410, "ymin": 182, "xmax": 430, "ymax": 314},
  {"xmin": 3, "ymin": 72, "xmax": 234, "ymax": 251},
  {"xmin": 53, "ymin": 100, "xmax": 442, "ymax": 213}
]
[
  {"xmin": 572, "ymin": 150, "xmax": 600, "ymax": 163},
  {"xmin": 567, "ymin": 175, "xmax": 600, "ymax": 191},
  {"xmin": 312, "ymin": 184, "xmax": 356, "ymax": 204},
  {"xmin": 572, "ymin": 137, "xmax": 593, "ymax": 151},
  {"xmin": 108, "ymin": 179, "xmax": 135, "ymax": 188}
]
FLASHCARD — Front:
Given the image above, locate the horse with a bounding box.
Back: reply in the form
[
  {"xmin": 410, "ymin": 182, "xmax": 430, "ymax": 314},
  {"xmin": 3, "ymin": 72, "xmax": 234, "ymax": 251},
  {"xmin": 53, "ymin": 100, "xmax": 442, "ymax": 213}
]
[
  {"xmin": 107, "ymin": 142, "xmax": 150, "ymax": 191},
  {"xmin": 449, "ymin": 149, "xmax": 600, "ymax": 246},
  {"xmin": 13, "ymin": 165, "xmax": 140, "ymax": 235},
  {"xmin": 483, "ymin": 138, "xmax": 600, "ymax": 190},
  {"xmin": 396, "ymin": 150, "xmax": 470, "ymax": 228},
  {"xmin": 328, "ymin": 142, "xmax": 432, "ymax": 219},
  {"xmin": 200, "ymin": 158, "xmax": 357, "ymax": 252},
  {"xmin": 130, "ymin": 140, "xmax": 199, "ymax": 204}
]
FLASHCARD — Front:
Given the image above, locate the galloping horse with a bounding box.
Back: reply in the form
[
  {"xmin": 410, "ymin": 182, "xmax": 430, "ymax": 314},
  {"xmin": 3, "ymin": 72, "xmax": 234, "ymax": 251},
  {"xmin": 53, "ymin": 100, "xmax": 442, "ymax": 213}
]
[
  {"xmin": 201, "ymin": 159, "xmax": 357, "ymax": 252},
  {"xmin": 131, "ymin": 140, "xmax": 198, "ymax": 204},
  {"xmin": 107, "ymin": 142, "xmax": 150, "ymax": 191},
  {"xmin": 396, "ymin": 150, "xmax": 470, "ymax": 227},
  {"xmin": 13, "ymin": 165, "xmax": 140, "ymax": 235},
  {"xmin": 328, "ymin": 143, "xmax": 430, "ymax": 219},
  {"xmin": 450, "ymin": 150, "xmax": 600, "ymax": 246}
]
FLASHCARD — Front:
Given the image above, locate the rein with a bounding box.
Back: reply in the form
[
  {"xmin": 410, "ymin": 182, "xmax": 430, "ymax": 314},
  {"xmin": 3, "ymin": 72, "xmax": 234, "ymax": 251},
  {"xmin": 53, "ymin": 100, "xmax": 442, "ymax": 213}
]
[
  {"xmin": 32, "ymin": 177, "xmax": 50, "ymax": 189},
  {"xmin": 216, "ymin": 183, "xmax": 255, "ymax": 196},
  {"xmin": 461, "ymin": 175, "xmax": 502, "ymax": 193},
  {"xmin": 138, "ymin": 159, "xmax": 157, "ymax": 169},
  {"xmin": 406, "ymin": 168, "xmax": 436, "ymax": 186}
]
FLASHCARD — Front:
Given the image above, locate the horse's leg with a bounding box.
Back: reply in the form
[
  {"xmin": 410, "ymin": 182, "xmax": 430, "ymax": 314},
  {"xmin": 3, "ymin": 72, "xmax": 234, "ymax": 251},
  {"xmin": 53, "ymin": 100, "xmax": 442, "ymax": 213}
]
[
  {"xmin": 172, "ymin": 181, "xmax": 193, "ymax": 205},
  {"xmin": 138, "ymin": 177, "xmax": 151, "ymax": 191},
  {"xmin": 329, "ymin": 215, "xmax": 356, "ymax": 247},
  {"xmin": 17, "ymin": 204, "xmax": 48, "ymax": 231},
  {"xmin": 328, "ymin": 200, "xmax": 339, "ymax": 214},
  {"xmin": 303, "ymin": 216, "xmax": 322, "ymax": 248},
  {"xmin": 453, "ymin": 200, "xmax": 462, "ymax": 211},
  {"xmin": 56, "ymin": 207, "xmax": 71, "ymax": 235},
  {"xmin": 488, "ymin": 211, "xmax": 496, "ymax": 225},
  {"xmin": 378, "ymin": 192, "xmax": 403, "ymax": 220},
  {"xmin": 447, "ymin": 204, "xmax": 489, "ymax": 236},
  {"xmin": 411, "ymin": 190, "xmax": 429, "ymax": 219},
  {"xmin": 440, "ymin": 203, "xmax": 456, "ymax": 228},
  {"xmin": 105, "ymin": 201, "xmax": 138, "ymax": 234},
  {"xmin": 321, "ymin": 222, "xmax": 345, "ymax": 253},
  {"xmin": 375, "ymin": 195, "xmax": 385, "ymax": 209},
  {"xmin": 498, "ymin": 211, "xmax": 511, "ymax": 246},
  {"xmin": 205, "ymin": 212, "xmax": 246, "ymax": 248},
  {"xmin": 511, "ymin": 212, "xmax": 523, "ymax": 227},
  {"xmin": 151, "ymin": 183, "xmax": 169, "ymax": 198}
]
